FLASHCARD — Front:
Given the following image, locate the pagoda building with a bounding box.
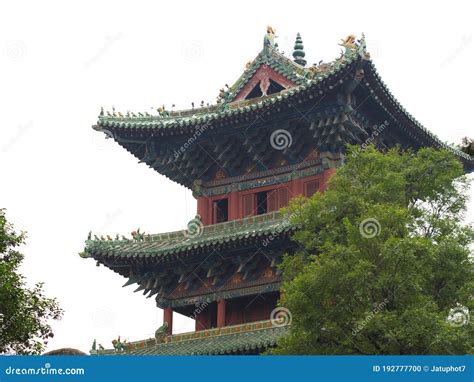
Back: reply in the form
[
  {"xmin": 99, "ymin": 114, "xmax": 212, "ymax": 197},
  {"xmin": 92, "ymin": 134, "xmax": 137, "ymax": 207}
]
[{"xmin": 82, "ymin": 29, "xmax": 473, "ymax": 355}]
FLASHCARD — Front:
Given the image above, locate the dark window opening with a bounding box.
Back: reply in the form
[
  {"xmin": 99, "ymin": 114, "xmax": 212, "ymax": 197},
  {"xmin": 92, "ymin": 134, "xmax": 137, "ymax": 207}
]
[
  {"xmin": 213, "ymin": 199, "xmax": 229, "ymax": 223},
  {"xmin": 267, "ymin": 79, "xmax": 285, "ymax": 95},
  {"xmin": 245, "ymin": 82, "xmax": 263, "ymax": 100},
  {"xmin": 256, "ymin": 191, "xmax": 269, "ymax": 215}
]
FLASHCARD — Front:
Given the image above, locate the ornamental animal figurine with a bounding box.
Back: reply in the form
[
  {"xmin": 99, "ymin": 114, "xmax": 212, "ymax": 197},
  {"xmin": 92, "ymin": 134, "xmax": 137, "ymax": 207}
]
[
  {"xmin": 131, "ymin": 228, "xmax": 145, "ymax": 242},
  {"xmin": 309, "ymin": 61, "xmax": 332, "ymax": 77},
  {"xmin": 155, "ymin": 322, "xmax": 169, "ymax": 344},
  {"xmin": 264, "ymin": 25, "xmax": 278, "ymax": 48},
  {"xmin": 192, "ymin": 180, "xmax": 202, "ymax": 198},
  {"xmin": 357, "ymin": 33, "xmax": 367, "ymax": 54},
  {"xmin": 98, "ymin": 344, "xmax": 105, "ymax": 351},
  {"xmin": 112, "ymin": 336, "xmax": 127, "ymax": 352},
  {"xmin": 339, "ymin": 35, "xmax": 357, "ymax": 57},
  {"xmin": 217, "ymin": 84, "xmax": 232, "ymax": 103},
  {"xmin": 78, "ymin": 251, "xmax": 89, "ymax": 258},
  {"xmin": 157, "ymin": 105, "xmax": 170, "ymax": 117}
]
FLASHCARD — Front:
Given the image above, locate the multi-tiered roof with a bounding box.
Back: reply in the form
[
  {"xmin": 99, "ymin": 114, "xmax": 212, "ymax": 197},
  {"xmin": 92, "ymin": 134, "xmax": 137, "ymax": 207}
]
[
  {"xmin": 93, "ymin": 33, "xmax": 473, "ymax": 192},
  {"xmin": 83, "ymin": 212, "xmax": 297, "ymax": 309},
  {"xmin": 83, "ymin": 29, "xmax": 473, "ymax": 355}
]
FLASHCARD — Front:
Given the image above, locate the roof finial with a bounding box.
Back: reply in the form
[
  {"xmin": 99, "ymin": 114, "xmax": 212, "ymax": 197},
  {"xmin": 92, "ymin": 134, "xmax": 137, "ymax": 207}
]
[
  {"xmin": 264, "ymin": 26, "xmax": 278, "ymax": 49},
  {"xmin": 292, "ymin": 33, "xmax": 306, "ymax": 66}
]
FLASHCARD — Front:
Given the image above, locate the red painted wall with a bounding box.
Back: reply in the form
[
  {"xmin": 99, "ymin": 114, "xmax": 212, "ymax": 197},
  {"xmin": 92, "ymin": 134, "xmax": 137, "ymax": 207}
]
[
  {"xmin": 225, "ymin": 295, "xmax": 278, "ymax": 326},
  {"xmin": 194, "ymin": 294, "xmax": 279, "ymax": 331}
]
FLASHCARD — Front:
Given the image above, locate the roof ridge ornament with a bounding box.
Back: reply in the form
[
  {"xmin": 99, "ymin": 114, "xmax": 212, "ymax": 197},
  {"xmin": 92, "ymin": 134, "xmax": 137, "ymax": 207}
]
[
  {"xmin": 292, "ymin": 33, "xmax": 307, "ymax": 66},
  {"xmin": 338, "ymin": 33, "xmax": 370, "ymax": 60},
  {"xmin": 263, "ymin": 26, "xmax": 278, "ymax": 49}
]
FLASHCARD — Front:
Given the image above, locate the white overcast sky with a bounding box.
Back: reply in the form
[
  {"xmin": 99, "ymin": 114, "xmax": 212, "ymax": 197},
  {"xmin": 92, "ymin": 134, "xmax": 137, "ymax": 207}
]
[{"xmin": 0, "ymin": 0, "xmax": 473, "ymax": 353}]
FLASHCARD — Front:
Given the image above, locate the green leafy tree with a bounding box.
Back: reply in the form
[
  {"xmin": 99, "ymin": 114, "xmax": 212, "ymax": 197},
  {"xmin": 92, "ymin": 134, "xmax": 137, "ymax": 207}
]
[
  {"xmin": 0, "ymin": 209, "xmax": 63, "ymax": 354},
  {"xmin": 273, "ymin": 146, "xmax": 473, "ymax": 355}
]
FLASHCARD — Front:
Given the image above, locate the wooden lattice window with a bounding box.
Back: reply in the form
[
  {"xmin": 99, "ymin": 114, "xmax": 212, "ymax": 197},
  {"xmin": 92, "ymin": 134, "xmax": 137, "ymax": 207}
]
[
  {"xmin": 242, "ymin": 194, "xmax": 254, "ymax": 217},
  {"xmin": 267, "ymin": 190, "xmax": 277, "ymax": 212},
  {"xmin": 304, "ymin": 180, "xmax": 319, "ymax": 198},
  {"xmin": 278, "ymin": 188, "xmax": 289, "ymax": 208}
]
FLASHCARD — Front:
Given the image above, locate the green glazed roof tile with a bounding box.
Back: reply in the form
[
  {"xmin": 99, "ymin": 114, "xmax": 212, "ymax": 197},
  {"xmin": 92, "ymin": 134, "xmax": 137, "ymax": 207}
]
[
  {"xmin": 93, "ymin": 320, "xmax": 289, "ymax": 356},
  {"xmin": 83, "ymin": 211, "xmax": 297, "ymax": 261},
  {"xmin": 93, "ymin": 41, "xmax": 473, "ymax": 169}
]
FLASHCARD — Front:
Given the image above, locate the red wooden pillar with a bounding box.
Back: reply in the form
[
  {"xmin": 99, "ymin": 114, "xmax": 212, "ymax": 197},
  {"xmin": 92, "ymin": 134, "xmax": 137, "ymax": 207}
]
[
  {"xmin": 217, "ymin": 299, "xmax": 226, "ymax": 328},
  {"xmin": 197, "ymin": 197, "xmax": 210, "ymax": 225},
  {"xmin": 229, "ymin": 191, "xmax": 239, "ymax": 221},
  {"xmin": 291, "ymin": 178, "xmax": 302, "ymax": 197},
  {"xmin": 321, "ymin": 168, "xmax": 336, "ymax": 191},
  {"xmin": 163, "ymin": 308, "xmax": 173, "ymax": 335},
  {"xmin": 195, "ymin": 311, "xmax": 207, "ymax": 331}
]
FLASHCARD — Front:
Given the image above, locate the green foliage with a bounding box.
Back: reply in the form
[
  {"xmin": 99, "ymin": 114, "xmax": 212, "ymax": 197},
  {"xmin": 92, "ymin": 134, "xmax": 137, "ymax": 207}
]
[
  {"xmin": 0, "ymin": 209, "xmax": 63, "ymax": 354},
  {"xmin": 273, "ymin": 146, "xmax": 473, "ymax": 355}
]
